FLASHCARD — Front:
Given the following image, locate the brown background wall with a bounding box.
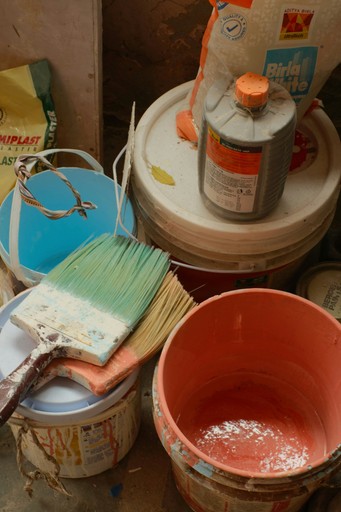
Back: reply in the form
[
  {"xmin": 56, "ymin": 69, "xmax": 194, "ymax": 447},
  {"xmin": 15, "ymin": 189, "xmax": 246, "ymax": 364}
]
[
  {"xmin": 102, "ymin": 0, "xmax": 211, "ymax": 121},
  {"xmin": 102, "ymin": 0, "xmax": 212, "ymax": 167}
]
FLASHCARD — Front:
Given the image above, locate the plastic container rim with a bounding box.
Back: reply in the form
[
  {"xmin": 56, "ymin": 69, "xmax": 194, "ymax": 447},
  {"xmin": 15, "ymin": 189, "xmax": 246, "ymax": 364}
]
[{"xmin": 155, "ymin": 288, "xmax": 341, "ymax": 480}]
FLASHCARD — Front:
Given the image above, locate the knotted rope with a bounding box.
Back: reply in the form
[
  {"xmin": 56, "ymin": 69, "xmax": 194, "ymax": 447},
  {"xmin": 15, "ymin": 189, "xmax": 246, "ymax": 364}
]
[
  {"xmin": 8, "ymin": 416, "xmax": 71, "ymax": 497},
  {"xmin": 13, "ymin": 154, "xmax": 96, "ymax": 219}
]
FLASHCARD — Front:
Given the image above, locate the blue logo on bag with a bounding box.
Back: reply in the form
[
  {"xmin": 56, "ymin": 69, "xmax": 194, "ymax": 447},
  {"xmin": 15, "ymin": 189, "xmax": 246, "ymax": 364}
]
[
  {"xmin": 217, "ymin": 1, "xmax": 229, "ymax": 9},
  {"xmin": 262, "ymin": 47, "xmax": 318, "ymax": 103}
]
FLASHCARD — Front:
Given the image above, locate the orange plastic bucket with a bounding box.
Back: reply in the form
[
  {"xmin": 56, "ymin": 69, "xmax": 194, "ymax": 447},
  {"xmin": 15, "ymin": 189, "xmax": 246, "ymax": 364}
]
[{"xmin": 153, "ymin": 289, "xmax": 341, "ymax": 512}]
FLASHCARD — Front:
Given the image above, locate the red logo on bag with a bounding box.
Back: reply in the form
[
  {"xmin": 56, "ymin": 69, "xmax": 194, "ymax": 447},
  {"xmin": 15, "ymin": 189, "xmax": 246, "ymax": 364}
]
[{"xmin": 280, "ymin": 9, "xmax": 315, "ymax": 40}]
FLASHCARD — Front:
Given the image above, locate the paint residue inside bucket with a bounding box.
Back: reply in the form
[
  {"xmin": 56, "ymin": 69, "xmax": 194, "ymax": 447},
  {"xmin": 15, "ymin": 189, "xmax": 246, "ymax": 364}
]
[{"xmin": 176, "ymin": 373, "xmax": 327, "ymax": 474}]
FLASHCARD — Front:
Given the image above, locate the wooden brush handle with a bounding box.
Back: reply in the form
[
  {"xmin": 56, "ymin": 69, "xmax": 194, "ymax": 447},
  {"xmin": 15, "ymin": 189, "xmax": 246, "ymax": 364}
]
[{"xmin": 0, "ymin": 346, "xmax": 61, "ymax": 427}]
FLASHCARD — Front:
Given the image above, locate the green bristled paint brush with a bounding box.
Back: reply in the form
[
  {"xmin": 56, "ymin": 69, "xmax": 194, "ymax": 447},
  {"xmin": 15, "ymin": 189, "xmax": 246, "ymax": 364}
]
[
  {"xmin": 0, "ymin": 234, "xmax": 170, "ymax": 426},
  {"xmin": 31, "ymin": 271, "xmax": 196, "ymax": 395}
]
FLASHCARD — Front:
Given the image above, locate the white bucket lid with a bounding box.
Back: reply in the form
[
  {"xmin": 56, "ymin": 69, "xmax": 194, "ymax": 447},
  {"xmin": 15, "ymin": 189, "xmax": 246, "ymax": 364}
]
[
  {"xmin": 132, "ymin": 81, "xmax": 341, "ymax": 271},
  {"xmin": 0, "ymin": 290, "xmax": 139, "ymax": 425}
]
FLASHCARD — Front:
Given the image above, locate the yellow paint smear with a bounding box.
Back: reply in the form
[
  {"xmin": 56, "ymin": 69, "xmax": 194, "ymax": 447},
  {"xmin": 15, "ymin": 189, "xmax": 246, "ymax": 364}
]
[{"xmin": 151, "ymin": 165, "xmax": 175, "ymax": 186}]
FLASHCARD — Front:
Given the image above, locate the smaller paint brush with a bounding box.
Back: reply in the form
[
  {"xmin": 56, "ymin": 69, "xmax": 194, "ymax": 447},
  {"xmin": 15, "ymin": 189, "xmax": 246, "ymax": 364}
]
[
  {"xmin": 32, "ymin": 272, "xmax": 196, "ymax": 395},
  {"xmin": 0, "ymin": 234, "xmax": 170, "ymax": 426}
]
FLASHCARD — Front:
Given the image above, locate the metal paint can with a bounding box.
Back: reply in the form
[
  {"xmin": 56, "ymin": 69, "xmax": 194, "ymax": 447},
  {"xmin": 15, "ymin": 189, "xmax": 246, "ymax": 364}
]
[{"xmin": 296, "ymin": 262, "xmax": 341, "ymax": 322}]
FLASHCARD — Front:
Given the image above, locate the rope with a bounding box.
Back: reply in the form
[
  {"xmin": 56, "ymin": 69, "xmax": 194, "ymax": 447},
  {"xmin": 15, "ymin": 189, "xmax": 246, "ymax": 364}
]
[
  {"xmin": 13, "ymin": 154, "xmax": 96, "ymax": 220},
  {"xmin": 9, "ymin": 416, "xmax": 71, "ymax": 497}
]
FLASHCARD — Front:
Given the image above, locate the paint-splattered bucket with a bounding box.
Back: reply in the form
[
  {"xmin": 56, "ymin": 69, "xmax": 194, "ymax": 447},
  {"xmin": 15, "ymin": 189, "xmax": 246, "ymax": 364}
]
[
  {"xmin": 0, "ymin": 291, "xmax": 141, "ymax": 479},
  {"xmin": 132, "ymin": 82, "xmax": 341, "ymax": 302},
  {"xmin": 9, "ymin": 373, "xmax": 140, "ymax": 479},
  {"xmin": 0, "ymin": 149, "xmax": 135, "ymax": 287},
  {"xmin": 153, "ymin": 289, "xmax": 341, "ymax": 512}
]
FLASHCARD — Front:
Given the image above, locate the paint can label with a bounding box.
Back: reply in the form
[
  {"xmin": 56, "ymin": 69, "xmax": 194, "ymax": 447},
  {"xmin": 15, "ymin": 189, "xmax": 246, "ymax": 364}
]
[
  {"xmin": 9, "ymin": 382, "xmax": 141, "ymax": 478},
  {"xmin": 297, "ymin": 263, "xmax": 341, "ymax": 322},
  {"xmin": 203, "ymin": 125, "xmax": 262, "ymax": 213}
]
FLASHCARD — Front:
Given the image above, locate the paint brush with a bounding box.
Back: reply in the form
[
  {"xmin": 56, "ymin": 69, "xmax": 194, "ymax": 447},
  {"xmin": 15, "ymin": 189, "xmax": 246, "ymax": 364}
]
[
  {"xmin": 32, "ymin": 272, "xmax": 196, "ymax": 395},
  {"xmin": 0, "ymin": 233, "xmax": 170, "ymax": 426}
]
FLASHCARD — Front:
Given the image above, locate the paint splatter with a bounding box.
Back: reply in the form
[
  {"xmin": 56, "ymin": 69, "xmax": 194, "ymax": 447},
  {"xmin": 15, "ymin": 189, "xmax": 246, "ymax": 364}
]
[
  {"xmin": 110, "ymin": 483, "xmax": 123, "ymax": 497},
  {"xmin": 196, "ymin": 418, "xmax": 310, "ymax": 473},
  {"xmin": 151, "ymin": 165, "xmax": 175, "ymax": 186},
  {"xmin": 177, "ymin": 375, "xmax": 327, "ymax": 474}
]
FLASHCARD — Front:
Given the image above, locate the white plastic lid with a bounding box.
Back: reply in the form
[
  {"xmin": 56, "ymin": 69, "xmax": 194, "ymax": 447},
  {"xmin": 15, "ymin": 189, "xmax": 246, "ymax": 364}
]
[{"xmin": 0, "ymin": 290, "xmax": 139, "ymax": 425}]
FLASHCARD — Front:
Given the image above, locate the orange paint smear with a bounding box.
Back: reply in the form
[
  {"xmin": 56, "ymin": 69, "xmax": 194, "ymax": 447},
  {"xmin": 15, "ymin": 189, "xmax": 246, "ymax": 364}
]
[
  {"xmin": 177, "ymin": 374, "xmax": 327, "ymax": 474},
  {"xmin": 42, "ymin": 345, "xmax": 139, "ymax": 395},
  {"xmin": 189, "ymin": 9, "xmax": 218, "ymax": 110},
  {"xmin": 229, "ymin": 0, "xmax": 254, "ymax": 8},
  {"xmin": 103, "ymin": 419, "xmax": 119, "ymax": 466},
  {"xmin": 175, "ymin": 6, "xmax": 218, "ymax": 143}
]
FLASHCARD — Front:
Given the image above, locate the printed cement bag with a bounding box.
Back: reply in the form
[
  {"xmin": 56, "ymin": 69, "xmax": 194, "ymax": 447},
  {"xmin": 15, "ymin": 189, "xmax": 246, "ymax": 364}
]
[
  {"xmin": 177, "ymin": 0, "xmax": 341, "ymax": 141},
  {"xmin": 0, "ymin": 60, "xmax": 57, "ymax": 203}
]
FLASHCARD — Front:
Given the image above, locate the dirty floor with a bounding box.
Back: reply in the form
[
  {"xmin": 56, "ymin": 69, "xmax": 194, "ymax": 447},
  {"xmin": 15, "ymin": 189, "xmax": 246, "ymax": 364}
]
[{"xmin": 0, "ymin": 357, "xmax": 194, "ymax": 512}]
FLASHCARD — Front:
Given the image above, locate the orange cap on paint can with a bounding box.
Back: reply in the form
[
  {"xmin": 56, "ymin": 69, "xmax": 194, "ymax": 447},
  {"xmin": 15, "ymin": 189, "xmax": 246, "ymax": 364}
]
[{"xmin": 235, "ymin": 72, "xmax": 269, "ymax": 108}]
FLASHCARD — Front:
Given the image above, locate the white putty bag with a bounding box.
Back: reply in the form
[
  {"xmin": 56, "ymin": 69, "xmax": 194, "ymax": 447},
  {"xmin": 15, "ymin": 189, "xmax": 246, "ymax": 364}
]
[{"xmin": 177, "ymin": 0, "xmax": 341, "ymax": 141}]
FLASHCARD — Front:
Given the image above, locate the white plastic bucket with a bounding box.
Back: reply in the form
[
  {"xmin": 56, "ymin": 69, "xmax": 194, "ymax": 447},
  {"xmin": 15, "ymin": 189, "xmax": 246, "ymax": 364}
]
[
  {"xmin": 132, "ymin": 82, "xmax": 341, "ymax": 302},
  {"xmin": 0, "ymin": 291, "xmax": 141, "ymax": 478}
]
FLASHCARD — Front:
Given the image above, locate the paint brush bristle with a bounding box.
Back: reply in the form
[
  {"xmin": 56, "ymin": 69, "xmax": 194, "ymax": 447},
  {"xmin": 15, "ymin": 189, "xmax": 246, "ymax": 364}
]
[
  {"xmin": 128, "ymin": 271, "xmax": 195, "ymax": 361},
  {"xmin": 45, "ymin": 234, "xmax": 170, "ymax": 323},
  {"xmin": 88, "ymin": 271, "xmax": 196, "ymax": 393},
  {"xmin": 30, "ymin": 271, "xmax": 196, "ymax": 395},
  {"xmin": 10, "ymin": 234, "xmax": 171, "ymax": 366}
]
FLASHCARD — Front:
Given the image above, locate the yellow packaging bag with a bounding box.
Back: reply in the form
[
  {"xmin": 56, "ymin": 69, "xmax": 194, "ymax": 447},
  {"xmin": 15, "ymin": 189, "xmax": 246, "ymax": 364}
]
[{"xmin": 0, "ymin": 60, "xmax": 57, "ymax": 203}]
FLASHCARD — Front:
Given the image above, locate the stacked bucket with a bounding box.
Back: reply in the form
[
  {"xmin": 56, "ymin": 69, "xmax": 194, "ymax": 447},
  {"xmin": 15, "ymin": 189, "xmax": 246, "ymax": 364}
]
[{"xmin": 132, "ymin": 74, "xmax": 341, "ymax": 512}]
